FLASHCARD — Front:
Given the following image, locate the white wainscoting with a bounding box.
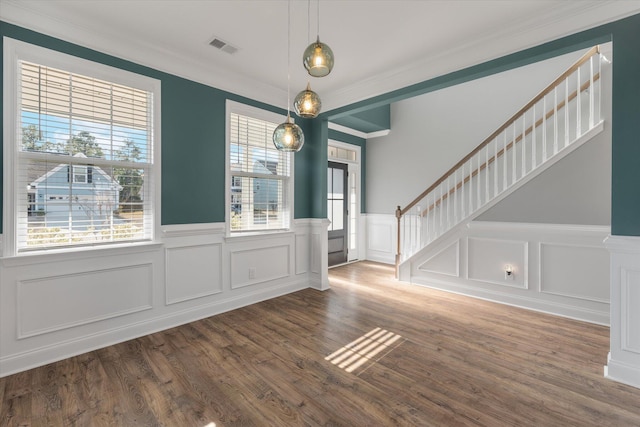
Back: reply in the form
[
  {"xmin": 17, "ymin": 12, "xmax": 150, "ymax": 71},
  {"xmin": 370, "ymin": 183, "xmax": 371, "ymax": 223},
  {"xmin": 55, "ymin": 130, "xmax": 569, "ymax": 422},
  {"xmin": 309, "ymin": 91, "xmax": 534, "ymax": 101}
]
[
  {"xmin": 165, "ymin": 243, "xmax": 222, "ymax": 304},
  {"xmin": 364, "ymin": 213, "xmax": 396, "ymax": 265},
  {"xmin": 417, "ymin": 240, "xmax": 459, "ymax": 277},
  {"xmin": 467, "ymin": 237, "xmax": 528, "ymax": 289},
  {"xmin": 0, "ymin": 219, "xmax": 327, "ymax": 377},
  {"xmin": 404, "ymin": 221, "xmax": 610, "ymax": 325},
  {"xmin": 605, "ymin": 235, "xmax": 640, "ymax": 389},
  {"xmin": 18, "ymin": 264, "xmax": 154, "ymax": 338}
]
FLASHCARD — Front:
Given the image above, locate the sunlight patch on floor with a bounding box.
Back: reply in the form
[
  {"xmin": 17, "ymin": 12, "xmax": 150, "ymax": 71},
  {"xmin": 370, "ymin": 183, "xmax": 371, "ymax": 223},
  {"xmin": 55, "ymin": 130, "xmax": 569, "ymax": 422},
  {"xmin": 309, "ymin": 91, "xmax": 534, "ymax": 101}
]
[{"xmin": 325, "ymin": 327, "xmax": 404, "ymax": 374}]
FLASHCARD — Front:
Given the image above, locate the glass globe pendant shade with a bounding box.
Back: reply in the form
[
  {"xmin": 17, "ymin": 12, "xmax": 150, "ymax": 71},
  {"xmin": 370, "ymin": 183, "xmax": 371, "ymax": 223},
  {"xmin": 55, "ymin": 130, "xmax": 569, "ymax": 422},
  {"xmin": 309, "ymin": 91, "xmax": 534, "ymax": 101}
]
[
  {"xmin": 273, "ymin": 115, "xmax": 305, "ymax": 152},
  {"xmin": 303, "ymin": 36, "xmax": 334, "ymax": 77},
  {"xmin": 294, "ymin": 83, "xmax": 322, "ymax": 118}
]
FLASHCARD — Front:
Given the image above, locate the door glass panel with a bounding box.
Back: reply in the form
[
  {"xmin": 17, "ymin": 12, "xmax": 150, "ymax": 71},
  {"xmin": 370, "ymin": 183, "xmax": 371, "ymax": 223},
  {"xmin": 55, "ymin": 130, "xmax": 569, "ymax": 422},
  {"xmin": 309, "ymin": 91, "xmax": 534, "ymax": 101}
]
[
  {"xmin": 350, "ymin": 171, "xmax": 357, "ymax": 250},
  {"xmin": 332, "ymin": 168, "xmax": 344, "ymax": 198},
  {"xmin": 332, "ymin": 200, "xmax": 344, "ymax": 230}
]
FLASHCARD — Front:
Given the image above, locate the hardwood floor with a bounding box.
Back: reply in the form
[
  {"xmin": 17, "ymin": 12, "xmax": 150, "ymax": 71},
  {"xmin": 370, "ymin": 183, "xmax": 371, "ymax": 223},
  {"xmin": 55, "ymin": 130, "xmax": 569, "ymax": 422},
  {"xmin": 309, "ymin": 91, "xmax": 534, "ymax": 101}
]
[{"xmin": 2, "ymin": 261, "xmax": 640, "ymax": 426}]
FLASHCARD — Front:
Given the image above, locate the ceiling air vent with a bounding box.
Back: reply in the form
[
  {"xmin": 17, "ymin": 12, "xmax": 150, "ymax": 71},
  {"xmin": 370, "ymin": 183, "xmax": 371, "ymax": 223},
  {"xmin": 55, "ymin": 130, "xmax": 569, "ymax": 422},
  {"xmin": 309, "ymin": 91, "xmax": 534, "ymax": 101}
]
[{"xmin": 209, "ymin": 37, "xmax": 239, "ymax": 55}]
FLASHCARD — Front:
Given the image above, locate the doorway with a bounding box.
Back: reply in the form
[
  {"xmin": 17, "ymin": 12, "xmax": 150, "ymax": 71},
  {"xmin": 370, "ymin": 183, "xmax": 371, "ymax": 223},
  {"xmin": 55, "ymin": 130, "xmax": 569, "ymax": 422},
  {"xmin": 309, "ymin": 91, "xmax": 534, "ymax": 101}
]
[{"xmin": 328, "ymin": 161, "xmax": 348, "ymax": 266}]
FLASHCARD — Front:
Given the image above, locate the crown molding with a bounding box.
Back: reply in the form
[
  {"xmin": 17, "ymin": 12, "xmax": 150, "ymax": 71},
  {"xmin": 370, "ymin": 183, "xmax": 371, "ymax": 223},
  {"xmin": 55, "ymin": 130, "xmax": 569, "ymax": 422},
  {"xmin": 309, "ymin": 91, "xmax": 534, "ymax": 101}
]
[
  {"xmin": 2, "ymin": 0, "xmax": 638, "ymax": 113},
  {"xmin": 322, "ymin": 1, "xmax": 640, "ymax": 111},
  {"xmin": 0, "ymin": 0, "xmax": 287, "ymax": 108},
  {"xmin": 328, "ymin": 122, "xmax": 390, "ymax": 140}
]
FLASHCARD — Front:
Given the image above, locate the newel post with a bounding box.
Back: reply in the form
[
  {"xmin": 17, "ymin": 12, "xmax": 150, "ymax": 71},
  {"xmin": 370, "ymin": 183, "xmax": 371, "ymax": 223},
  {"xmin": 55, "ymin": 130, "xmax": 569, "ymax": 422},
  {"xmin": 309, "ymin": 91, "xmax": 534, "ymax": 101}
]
[{"xmin": 395, "ymin": 205, "xmax": 402, "ymax": 278}]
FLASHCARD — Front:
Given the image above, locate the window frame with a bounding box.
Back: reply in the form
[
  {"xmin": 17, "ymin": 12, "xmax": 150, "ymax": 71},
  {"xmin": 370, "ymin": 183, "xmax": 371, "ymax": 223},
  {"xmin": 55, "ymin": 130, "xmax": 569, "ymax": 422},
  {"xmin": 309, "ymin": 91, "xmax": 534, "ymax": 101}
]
[
  {"xmin": 225, "ymin": 100, "xmax": 294, "ymax": 236},
  {"xmin": 2, "ymin": 37, "xmax": 162, "ymax": 256}
]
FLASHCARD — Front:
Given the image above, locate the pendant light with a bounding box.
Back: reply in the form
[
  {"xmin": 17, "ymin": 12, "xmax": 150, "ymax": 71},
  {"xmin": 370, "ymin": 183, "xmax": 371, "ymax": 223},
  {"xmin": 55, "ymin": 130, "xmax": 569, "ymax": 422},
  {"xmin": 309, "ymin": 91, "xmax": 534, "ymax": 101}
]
[
  {"xmin": 294, "ymin": 0, "xmax": 322, "ymax": 118},
  {"xmin": 303, "ymin": 0, "xmax": 334, "ymax": 77},
  {"xmin": 294, "ymin": 82, "xmax": 321, "ymax": 118},
  {"xmin": 273, "ymin": 0, "xmax": 305, "ymax": 152}
]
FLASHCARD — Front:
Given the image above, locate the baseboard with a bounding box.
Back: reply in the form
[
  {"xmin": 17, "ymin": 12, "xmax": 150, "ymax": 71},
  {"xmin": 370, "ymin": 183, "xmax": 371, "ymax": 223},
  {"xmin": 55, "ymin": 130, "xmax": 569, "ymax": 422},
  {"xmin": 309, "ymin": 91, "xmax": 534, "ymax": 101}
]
[
  {"xmin": 410, "ymin": 275, "xmax": 609, "ymax": 325},
  {"xmin": 605, "ymin": 355, "xmax": 640, "ymax": 390}
]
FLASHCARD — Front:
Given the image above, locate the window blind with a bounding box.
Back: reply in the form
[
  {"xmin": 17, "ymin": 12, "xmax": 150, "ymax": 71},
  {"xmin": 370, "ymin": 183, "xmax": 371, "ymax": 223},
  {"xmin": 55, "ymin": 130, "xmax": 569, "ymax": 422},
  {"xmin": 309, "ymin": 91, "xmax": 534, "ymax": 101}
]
[
  {"xmin": 229, "ymin": 112, "xmax": 290, "ymax": 232},
  {"xmin": 17, "ymin": 61, "xmax": 154, "ymax": 251}
]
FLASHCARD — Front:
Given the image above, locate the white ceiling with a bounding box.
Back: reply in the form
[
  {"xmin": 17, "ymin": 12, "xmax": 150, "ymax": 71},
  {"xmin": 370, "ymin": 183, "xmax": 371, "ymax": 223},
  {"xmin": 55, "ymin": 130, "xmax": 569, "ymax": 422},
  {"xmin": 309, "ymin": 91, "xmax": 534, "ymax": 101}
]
[{"xmin": 2, "ymin": 0, "xmax": 639, "ymax": 112}]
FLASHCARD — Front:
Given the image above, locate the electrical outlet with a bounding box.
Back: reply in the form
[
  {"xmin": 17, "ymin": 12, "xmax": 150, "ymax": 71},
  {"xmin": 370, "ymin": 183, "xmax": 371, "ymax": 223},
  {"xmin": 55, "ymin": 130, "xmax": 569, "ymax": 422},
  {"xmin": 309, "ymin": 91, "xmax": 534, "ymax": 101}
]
[{"xmin": 249, "ymin": 267, "xmax": 256, "ymax": 279}]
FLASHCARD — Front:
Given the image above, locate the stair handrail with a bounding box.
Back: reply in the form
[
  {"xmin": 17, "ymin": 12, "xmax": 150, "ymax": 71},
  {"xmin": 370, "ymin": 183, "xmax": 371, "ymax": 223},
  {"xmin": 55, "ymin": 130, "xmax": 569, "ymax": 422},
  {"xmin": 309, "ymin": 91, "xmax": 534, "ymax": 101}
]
[
  {"xmin": 395, "ymin": 45, "xmax": 601, "ymax": 275},
  {"xmin": 421, "ymin": 70, "xmax": 601, "ymax": 217}
]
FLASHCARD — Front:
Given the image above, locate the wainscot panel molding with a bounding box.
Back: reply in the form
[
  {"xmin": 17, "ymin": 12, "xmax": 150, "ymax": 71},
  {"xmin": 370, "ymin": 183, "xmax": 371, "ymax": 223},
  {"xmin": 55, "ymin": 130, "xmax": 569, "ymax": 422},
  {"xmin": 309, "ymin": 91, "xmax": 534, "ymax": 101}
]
[
  {"xmin": 0, "ymin": 220, "xmax": 321, "ymax": 377},
  {"xmin": 605, "ymin": 235, "xmax": 640, "ymax": 389},
  {"xmin": 294, "ymin": 219, "xmax": 311, "ymax": 275},
  {"xmin": 539, "ymin": 243, "xmax": 609, "ymax": 303},
  {"xmin": 466, "ymin": 237, "xmax": 528, "ymax": 289},
  {"xmin": 306, "ymin": 218, "xmax": 330, "ymax": 291},
  {"xmin": 18, "ymin": 264, "xmax": 154, "ymax": 338},
  {"xmin": 230, "ymin": 245, "xmax": 290, "ymax": 289},
  {"xmin": 417, "ymin": 239, "xmax": 460, "ymax": 277},
  {"xmin": 404, "ymin": 221, "xmax": 610, "ymax": 325},
  {"xmin": 364, "ymin": 213, "xmax": 396, "ymax": 265},
  {"xmin": 165, "ymin": 243, "xmax": 223, "ymax": 305}
]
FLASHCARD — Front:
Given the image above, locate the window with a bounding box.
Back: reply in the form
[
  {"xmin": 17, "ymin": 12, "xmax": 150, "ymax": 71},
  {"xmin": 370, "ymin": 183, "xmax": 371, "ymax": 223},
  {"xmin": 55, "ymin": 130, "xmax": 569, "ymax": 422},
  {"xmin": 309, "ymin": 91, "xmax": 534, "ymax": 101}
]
[
  {"xmin": 72, "ymin": 165, "xmax": 88, "ymax": 184},
  {"xmin": 226, "ymin": 101, "xmax": 293, "ymax": 233},
  {"xmin": 4, "ymin": 39, "xmax": 160, "ymax": 254}
]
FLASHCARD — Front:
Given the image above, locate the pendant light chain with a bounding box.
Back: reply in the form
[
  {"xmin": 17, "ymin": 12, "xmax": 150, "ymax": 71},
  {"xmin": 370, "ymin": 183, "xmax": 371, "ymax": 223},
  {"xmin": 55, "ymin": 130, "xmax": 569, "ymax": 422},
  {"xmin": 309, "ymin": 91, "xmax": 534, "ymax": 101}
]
[
  {"xmin": 307, "ymin": 0, "xmax": 311, "ymax": 45},
  {"xmin": 316, "ymin": 0, "xmax": 320, "ymax": 38}
]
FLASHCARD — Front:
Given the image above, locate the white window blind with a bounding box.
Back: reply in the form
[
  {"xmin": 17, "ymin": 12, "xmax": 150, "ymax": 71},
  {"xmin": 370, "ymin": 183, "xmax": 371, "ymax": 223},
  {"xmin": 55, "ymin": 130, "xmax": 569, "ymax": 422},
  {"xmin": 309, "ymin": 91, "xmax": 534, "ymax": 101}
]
[
  {"xmin": 16, "ymin": 60, "xmax": 154, "ymax": 251},
  {"xmin": 229, "ymin": 111, "xmax": 291, "ymax": 232}
]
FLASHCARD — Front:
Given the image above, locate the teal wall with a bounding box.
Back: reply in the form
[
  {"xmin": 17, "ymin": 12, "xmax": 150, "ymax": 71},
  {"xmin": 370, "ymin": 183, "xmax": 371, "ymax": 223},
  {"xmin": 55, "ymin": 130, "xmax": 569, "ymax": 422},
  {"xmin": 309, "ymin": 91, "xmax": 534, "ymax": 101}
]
[
  {"xmin": 307, "ymin": 118, "xmax": 329, "ymax": 218},
  {"xmin": 328, "ymin": 129, "xmax": 366, "ymax": 213},
  {"xmin": 325, "ymin": 13, "xmax": 640, "ymax": 236},
  {"xmin": 0, "ymin": 21, "xmax": 315, "ymax": 232}
]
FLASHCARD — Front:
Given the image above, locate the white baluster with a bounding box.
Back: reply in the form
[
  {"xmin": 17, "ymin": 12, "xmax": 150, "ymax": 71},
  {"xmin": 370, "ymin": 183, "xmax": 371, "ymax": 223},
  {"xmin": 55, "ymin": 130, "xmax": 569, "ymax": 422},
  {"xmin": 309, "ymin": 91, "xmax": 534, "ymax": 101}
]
[
  {"xmin": 425, "ymin": 197, "xmax": 429, "ymax": 244},
  {"xmin": 453, "ymin": 169, "xmax": 458, "ymax": 223},
  {"xmin": 521, "ymin": 114, "xmax": 526, "ymax": 177},
  {"xmin": 503, "ymin": 131, "xmax": 508, "ymax": 191},
  {"xmin": 598, "ymin": 51, "xmax": 602, "ymax": 122},
  {"xmin": 576, "ymin": 66, "xmax": 581, "ymax": 138},
  {"xmin": 477, "ymin": 153, "xmax": 481, "ymax": 208},
  {"xmin": 432, "ymin": 193, "xmax": 437, "ymax": 242},
  {"xmin": 553, "ymin": 86, "xmax": 558, "ymax": 157},
  {"xmin": 512, "ymin": 123, "xmax": 517, "ymax": 183},
  {"xmin": 589, "ymin": 55, "xmax": 594, "ymax": 128},
  {"xmin": 461, "ymin": 161, "xmax": 466, "ymax": 218},
  {"xmin": 485, "ymin": 145, "xmax": 489, "ymax": 203},
  {"xmin": 446, "ymin": 176, "xmax": 450, "ymax": 229},
  {"xmin": 532, "ymin": 103, "xmax": 537, "ymax": 170},
  {"xmin": 469, "ymin": 158, "xmax": 474, "ymax": 214},
  {"xmin": 494, "ymin": 137, "xmax": 498, "ymax": 197},
  {"xmin": 564, "ymin": 76, "xmax": 569, "ymax": 150},
  {"xmin": 437, "ymin": 183, "xmax": 444, "ymax": 236}
]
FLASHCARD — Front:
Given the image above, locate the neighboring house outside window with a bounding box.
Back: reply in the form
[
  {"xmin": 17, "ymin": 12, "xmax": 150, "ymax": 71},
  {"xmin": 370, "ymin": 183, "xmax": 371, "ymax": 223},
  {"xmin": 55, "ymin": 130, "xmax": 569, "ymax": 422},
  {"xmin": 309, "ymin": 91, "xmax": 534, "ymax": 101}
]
[
  {"xmin": 226, "ymin": 101, "xmax": 293, "ymax": 233},
  {"xmin": 3, "ymin": 39, "xmax": 160, "ymax": 254}
]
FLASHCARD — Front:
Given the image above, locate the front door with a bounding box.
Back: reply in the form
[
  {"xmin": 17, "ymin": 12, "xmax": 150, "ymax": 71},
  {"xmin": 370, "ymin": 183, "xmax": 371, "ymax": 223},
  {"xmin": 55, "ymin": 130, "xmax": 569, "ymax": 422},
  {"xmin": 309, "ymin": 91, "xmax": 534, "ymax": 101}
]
[{"xmin": 328, "ymin": 161, "xmax": 348, "ymax": 266}]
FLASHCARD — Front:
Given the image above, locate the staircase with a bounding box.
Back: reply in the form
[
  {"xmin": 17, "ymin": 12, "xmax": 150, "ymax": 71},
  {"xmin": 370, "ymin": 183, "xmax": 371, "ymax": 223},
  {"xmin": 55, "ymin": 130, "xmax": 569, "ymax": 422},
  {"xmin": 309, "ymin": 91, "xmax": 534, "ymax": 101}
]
[{"xmin": 395, "ymin": 46, "xmax": 605, "ymax": 277}]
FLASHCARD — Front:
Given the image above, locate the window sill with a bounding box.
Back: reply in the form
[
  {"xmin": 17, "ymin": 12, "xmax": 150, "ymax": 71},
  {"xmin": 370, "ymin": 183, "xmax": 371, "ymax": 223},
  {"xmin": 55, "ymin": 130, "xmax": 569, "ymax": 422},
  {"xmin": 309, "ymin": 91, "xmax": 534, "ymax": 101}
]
[{"xmin": 1, "ymin": 241, "xmax": 163, "ymax": 268}]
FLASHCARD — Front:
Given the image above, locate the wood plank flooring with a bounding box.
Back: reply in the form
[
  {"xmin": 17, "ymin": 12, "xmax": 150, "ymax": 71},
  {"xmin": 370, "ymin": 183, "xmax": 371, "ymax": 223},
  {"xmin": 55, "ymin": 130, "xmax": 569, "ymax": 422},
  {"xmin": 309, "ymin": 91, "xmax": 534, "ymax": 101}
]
[{"xmin": 2, "ymin": 261, "xmax": 640, "ymax": 426}]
